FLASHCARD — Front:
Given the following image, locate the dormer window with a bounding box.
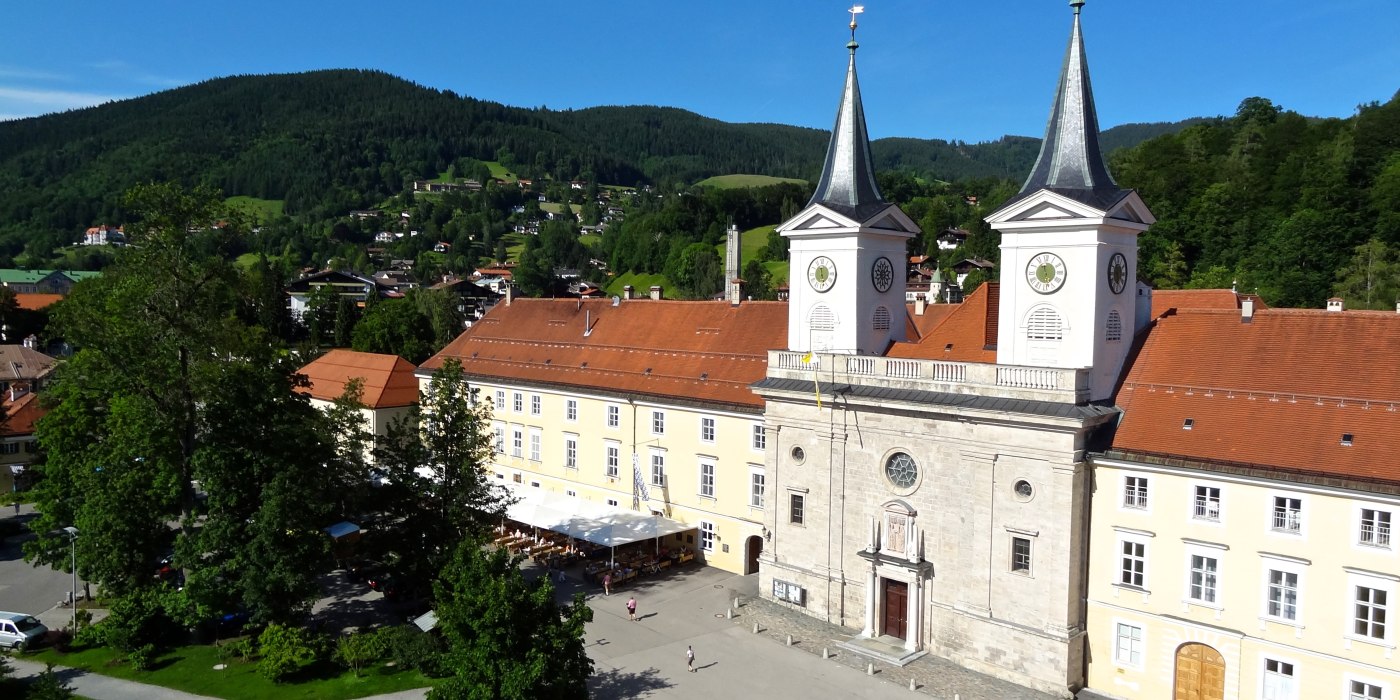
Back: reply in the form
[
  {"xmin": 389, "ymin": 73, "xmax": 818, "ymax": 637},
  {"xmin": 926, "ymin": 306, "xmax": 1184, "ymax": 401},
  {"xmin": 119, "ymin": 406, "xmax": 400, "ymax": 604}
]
[{"xmin": 1342, "ymin": 433, "xmax": 1354, "ymax": 446}]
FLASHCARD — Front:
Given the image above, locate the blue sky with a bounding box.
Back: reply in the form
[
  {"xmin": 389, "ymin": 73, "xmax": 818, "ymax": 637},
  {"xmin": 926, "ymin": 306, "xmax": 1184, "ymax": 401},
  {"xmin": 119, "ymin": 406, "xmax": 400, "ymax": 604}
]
[{"xmin": 2, "ymin": 1, "xmax": 1397, "ymax": 143}]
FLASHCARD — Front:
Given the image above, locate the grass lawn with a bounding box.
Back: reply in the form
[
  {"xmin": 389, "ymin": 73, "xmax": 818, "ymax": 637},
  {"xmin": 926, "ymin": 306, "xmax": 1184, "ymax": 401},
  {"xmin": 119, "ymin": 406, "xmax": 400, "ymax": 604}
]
[
  {"xmin": 694, "ymin": 174, "xmax": 806, "ymax": 189},
  {"xmin": 233, "ymin": 252, "xmax": 284, "ymax": 270},
  {"xmin": 27, "ymin": 643, "xmax": 433, "ymax": 700},
  {"xmin": 603, "ymin": 271, "xmax": 671, "ymax": 298},
  {"xmin": 539, "ymin": 202, "xmax": 581, "ymax": 216},
  {"xmin": 224, "ymin": 196, "xmax": 285, "ymax": 223}
]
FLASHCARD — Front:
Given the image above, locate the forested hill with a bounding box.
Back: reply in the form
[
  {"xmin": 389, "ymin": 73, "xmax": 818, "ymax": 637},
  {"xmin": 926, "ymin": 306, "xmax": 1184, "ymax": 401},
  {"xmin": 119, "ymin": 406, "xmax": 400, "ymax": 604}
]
[{"xmin": 0, "ymin": 68, "xmax": 1191, "ymax": 259}]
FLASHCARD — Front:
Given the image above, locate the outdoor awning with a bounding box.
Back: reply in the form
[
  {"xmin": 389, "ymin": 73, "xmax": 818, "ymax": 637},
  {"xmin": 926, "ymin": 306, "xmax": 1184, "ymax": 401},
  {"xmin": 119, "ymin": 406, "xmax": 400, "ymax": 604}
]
[
  {"xmin": 501, "ymin": 483, "xmax": 692, "ymax": 548},
  {"xmin": 322, "ymin": 521, "xmax": 360, "ymax": 540}
]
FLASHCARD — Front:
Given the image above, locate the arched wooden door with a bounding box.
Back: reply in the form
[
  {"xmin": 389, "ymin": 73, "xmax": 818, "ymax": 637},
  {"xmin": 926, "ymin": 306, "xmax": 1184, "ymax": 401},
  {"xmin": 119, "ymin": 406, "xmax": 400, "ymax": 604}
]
[
  {"xmin": 744, "ymin": 536, "xmax": 762, "ymax": 575},
  {"xmin": 1174, "ymin": 643, "xmax": 1225, "ymax": 700}
]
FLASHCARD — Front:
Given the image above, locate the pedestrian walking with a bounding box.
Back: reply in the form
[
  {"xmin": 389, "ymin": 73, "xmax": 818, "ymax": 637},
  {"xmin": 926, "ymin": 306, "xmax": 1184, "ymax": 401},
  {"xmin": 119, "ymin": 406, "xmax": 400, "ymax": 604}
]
[
  {"xmin": 626, "ymin": 596, "xmax": 637, "ymax": 621},
  {"xmin": 603, "ymin": 572, "xmax": 611, "ymax": 596},
  {"xmin": 686, "ymin": 645, "xmax": 695, "ymax": 672}
]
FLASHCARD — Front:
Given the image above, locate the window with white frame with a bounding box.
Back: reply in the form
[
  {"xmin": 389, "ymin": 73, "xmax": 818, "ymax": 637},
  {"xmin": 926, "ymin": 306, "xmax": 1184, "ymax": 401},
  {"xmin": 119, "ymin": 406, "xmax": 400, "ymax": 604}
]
[
  {"xmin": 1123, "ymin": 476, "xmax": 1148, "ymax": 509},
  {"xmin": 700, "ymin": 416, "xmax": 715, "ymax": 443},
  {"xmin": 1354, "ymin": 583, "xmax": 1389, "ymax": 641},
  {"xmin": 565, "ymin": 399, "xmax": 578, "ymax": 422},
  {"xmin": 1189, "ymin": 554, "xmax": 1219, "ymax": 604},
  {"xmin": 1272, "ymin": 496, "xmax": 1302, "ymax": 533},
  {"xmin": 649, "ymin": 450, "xmax": 666, "ymax": 487},
  {"xmin": 493, "ymin": 424, "xmax": 505, "ymax": 454},
  {"xmin": 651, "ymin": 410, "xmax": 665, "ymax": 435},
  {"xmin": 606, "ymin": 404, "xmax": 619, "ymax": 428},
  {"xmin": 495, "ymin": 390, "xmax": 506, "ymax": 410},
  {"xmin": 512, "ymin": 392, "xmax": 523, "ymax": 413},
  {"xmin": 605, "ymin": 444, "xmax": 619, "ymax": 479},
  {"xmin": 1118, "ymin": 536, "xmax": 1147, "ymax": 588},
  {"xmin": 607, "ymin": 498, "xmax": 618, "ymax": 507},
  {"xmin": 751, "ymin": 424, "xmax": 766, "ymax": 451},
  {"xmin": 530, "ymin": 394, "xmax": 541, "ymax": 416},
  {"xmin": 790, "ymin": 493, "xmax": 805, "ymax": 525},
  {"xmin": 1266, "ymin": 568, "xmax": 1301, "ymax": 622},
  {"xmin": 1350, "ymin": 680, "xmax": 1384, "ymax": 700},
  {"xmin": 564, "ymin": 436, "xmax": 577, "ymax": 469},
  {"xmin": 511, "ymin": 428, "xmax": 523, "ymax": 458},
  {"xmin": 699, "ymin": 521, "xmax": 715, "ymax": 552},
  {"xmin": 1011, "ymin": 536, "xmax": 1032, "ymax": 574},
  {"xmin": 1194, "ymin": 485, "xmax": 1221, "ymax": 521},
  {"xmin": 1361, "ymin": 508, "xmax": 1392, "ymax": 548},
  {"xmin": 1114, "ymin": 622, "xmax": 1143, "ymax": 667},
  {"xmin": 699, "ymin": 461, "xmax": 715, "ymax": 498},
  {"xmin": 528, "ymin": 429, "xmax": 541, "ymax": 462},
  {"xmin": 1262, "ymin": 658, "xmax": 1296, "ymax": 700},
  {"xmin": 749, "ymin": 466, "xmax": 765, "ymax": 508}
]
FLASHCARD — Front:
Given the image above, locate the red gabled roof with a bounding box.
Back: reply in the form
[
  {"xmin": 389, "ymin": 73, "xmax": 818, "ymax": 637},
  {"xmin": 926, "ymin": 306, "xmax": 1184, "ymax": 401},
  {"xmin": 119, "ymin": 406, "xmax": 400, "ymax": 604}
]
[
  {"xmin": 1112, "ymin": 308, "xmax": 1400, "ymax": 484},
  {"xmin": 887, "ymin": 283, "xmax": 999, "ymax": 363},
  {"xmin": 1150, "ymin": 289, "xmax": 1267, "ymax": 319},
  {"xmin": 904, "ymin": 303, "xmax": 957, "ymax": 340},
  {"xmin": 297, "ymin": 349, "xmax": 420, "ymax": 409},
  {"xmin": 2, "ymin": 392, "xmax": 45, "ymax": 436},
  {"xmin": 15, "ymin": 294, "xmax": 63, "ymax": 311},
  {"xmin": 422, "ymin": 299, "xmax": 788, "ymax": 410}
]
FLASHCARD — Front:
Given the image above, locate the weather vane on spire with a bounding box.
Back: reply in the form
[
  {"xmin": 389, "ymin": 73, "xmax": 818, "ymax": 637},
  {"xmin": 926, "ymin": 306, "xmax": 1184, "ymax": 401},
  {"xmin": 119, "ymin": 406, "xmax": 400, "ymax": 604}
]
[{"xmin": 848, "ymin": 5, "xmax": 864, "ymax": 46}]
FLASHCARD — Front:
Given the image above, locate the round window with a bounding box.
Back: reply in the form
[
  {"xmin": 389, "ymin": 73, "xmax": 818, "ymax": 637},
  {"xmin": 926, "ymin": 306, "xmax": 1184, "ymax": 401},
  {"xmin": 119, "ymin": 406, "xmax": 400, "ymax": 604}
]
[
  {"xmin": 1014, "ymin": 479, "xmax": 1034, "ymax": 501},
  {"xmin": 885, "ymin": 452, "xmax": 918, "ymax": 489},
  {"xmin": 790, "ymin": 446, "xmax": 806, "ymax": 464}
]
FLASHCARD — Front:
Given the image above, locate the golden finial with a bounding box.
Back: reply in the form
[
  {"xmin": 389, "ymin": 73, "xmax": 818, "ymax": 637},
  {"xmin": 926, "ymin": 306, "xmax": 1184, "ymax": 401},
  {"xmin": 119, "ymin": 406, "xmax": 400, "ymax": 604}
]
[{"xmin": 848, "ymin": 5, "xmax": 865, "ymax": 48}]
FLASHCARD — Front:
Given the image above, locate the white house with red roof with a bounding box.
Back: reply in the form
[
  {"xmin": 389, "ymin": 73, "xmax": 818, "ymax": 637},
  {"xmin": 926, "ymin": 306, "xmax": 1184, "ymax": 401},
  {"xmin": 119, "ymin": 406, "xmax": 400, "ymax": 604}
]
[{"xmin": 296, "ymin": 349, "xmax": 420, "ymax": 451}]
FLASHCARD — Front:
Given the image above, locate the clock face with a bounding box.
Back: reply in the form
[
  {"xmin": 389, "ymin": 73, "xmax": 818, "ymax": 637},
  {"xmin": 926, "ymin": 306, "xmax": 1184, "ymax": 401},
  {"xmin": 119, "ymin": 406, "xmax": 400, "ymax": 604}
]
[
  {"xmin": 1107, "ymin": 252, "xmax": 1128, "ymax": 295},
  {"xmin": 808, "ymin": 256, "xmax": 837, "ymax": 293},
  {"xmin": 1025, "ymin": 252, "xmax": 1067, "ymax": 294},
  {"xmin": 871, "ymin": 256, "xmax": 894, "ymax": 293}
]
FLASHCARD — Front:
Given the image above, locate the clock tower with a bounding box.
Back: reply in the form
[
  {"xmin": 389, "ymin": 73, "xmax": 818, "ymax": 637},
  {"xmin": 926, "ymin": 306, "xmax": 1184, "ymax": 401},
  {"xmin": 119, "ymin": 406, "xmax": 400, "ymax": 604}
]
[
  {"xmin": 777, "ymin": 12, "xmax": 919, "ymax": 355},
  {"xmin": 986, "ymin": 0, "xmax": 1154, "ymax": 401}
]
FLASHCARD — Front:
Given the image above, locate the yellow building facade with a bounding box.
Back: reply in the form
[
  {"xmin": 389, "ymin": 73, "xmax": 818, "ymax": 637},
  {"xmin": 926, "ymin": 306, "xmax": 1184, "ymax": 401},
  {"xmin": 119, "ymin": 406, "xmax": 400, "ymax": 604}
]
[{"xmin": 418, "ymin": 297, "xmax": 788, "ymax": 575}]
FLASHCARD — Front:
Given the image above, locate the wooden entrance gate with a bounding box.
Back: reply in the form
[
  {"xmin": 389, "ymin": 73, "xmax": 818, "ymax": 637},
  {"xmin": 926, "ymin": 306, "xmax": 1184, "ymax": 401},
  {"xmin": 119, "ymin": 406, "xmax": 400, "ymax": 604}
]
[{"xmin": 1174, "ymin": 643, "xmax": 1225, "ymax": 700}]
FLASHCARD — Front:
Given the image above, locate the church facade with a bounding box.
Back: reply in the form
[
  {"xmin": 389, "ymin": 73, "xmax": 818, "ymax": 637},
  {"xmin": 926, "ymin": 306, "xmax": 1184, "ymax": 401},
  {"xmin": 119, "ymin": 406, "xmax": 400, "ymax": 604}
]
[{"xmin": 754, "ymin": 3, "xmax": 1150, "ymax": 695}]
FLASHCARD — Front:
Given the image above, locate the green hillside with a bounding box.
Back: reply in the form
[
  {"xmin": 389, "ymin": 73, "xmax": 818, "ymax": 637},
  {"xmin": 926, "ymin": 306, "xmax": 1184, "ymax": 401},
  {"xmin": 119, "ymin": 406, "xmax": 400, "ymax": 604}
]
[{"xmin": 696, "ymin": 174, "xmax": 807, "ymax": 189}]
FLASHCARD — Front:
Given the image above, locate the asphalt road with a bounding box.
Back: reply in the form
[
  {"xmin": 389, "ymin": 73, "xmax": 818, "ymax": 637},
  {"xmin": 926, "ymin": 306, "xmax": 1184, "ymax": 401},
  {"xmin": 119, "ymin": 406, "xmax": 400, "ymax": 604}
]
[{"xmin": 0, "ymin": 503, "xmax": 78, "ymax": 626}]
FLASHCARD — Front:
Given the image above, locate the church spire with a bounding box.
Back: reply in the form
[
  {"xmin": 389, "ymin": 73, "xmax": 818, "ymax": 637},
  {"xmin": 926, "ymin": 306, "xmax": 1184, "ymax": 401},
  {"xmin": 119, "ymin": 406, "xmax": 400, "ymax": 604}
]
[
  {"xmin": 808, "ymin": 5, "xmax": 886, "ymax": 221},
  {"xmin": 1017, "ymin": 0, "xmax": 1126, "ymax": 207}
]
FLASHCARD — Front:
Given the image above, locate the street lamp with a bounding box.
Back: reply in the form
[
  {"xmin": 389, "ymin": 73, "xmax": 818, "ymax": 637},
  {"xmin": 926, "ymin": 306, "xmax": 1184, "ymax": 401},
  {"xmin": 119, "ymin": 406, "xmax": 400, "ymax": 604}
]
[{"xmin": 62, "ymin": 526, "xmax": 78, "ymax": 632}]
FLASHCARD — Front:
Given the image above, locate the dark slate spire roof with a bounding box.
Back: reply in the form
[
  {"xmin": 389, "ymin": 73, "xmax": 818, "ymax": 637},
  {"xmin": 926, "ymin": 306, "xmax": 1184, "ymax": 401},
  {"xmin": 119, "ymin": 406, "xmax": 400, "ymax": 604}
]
[
  {"xmin": 1013, "ymin": 1, "xmax": 1129, "ymax": 211},
  {"xmin": 807, "ymin": 36, "xmax": 888, "ymax": 222}
]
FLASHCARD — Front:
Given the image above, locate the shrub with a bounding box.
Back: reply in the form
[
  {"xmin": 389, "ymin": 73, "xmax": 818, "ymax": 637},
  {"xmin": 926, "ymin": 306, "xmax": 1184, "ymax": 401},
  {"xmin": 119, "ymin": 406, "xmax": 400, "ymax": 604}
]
[
  {"xmin": 334, "ymin": 632, "xmax": 376, "ymax": 677},
  {"xmin": 27, "ymin": 662, "xmax": 75, "ymax": 699},
  {"xmin": 377, "ymin": 625, "xmax": 443, "ymax": 676},
  {"xmin": 126, "ymin": 643, "xmax": 157, "ymax": 671},
  {"xmin": 256, "ymin": 623, "xmax": 321, "ymax": 682},
  {"xmin": 104, "ymin": 588, "xmax": 176, "ymax": 652},
  {"xmin": 227, "ymin": 636, "xmax": 257, "ymax": 662}
]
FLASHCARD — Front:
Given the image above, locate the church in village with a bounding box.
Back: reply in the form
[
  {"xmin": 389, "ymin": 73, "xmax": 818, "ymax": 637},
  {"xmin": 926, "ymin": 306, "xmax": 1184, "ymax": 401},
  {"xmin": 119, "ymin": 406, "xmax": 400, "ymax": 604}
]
[{"xmin": 420, "ymin": 3, "xmax": 1400, "ymax": 698}]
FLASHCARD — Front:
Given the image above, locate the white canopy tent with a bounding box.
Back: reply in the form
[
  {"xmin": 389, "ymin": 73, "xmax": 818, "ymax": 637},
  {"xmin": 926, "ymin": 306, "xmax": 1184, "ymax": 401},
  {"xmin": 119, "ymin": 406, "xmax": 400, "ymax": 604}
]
[{"xmin": 500, "ymin": 483, "xmax": 693, "ymax": 565}]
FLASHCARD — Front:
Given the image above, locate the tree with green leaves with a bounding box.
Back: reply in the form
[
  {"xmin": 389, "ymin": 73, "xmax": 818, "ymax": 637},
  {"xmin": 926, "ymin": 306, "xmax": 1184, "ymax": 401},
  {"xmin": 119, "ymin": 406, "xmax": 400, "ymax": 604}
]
[
  {"xmin": 430, "ymin": 539, "xmax": 593, "ymax": 700},
  {"xmin": 371, "ymin": 358, "xmax": 506, "ymax": 584},
  {"xmin": 351, "ymin": 296, "xmax": 437, "ymax": 363},
  {"xmin": 1334, "ymin": 238, "xmax": 1399, "ymax": 310},
  {"xmin": 27, "ymin": 183, "xmax": 340, "ymax": 627}
]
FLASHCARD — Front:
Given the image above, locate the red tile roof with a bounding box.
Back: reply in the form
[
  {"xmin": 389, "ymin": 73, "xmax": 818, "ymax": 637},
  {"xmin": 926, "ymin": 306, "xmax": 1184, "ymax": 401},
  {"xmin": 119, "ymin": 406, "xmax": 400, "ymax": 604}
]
[
  {"xmin": 887, "ymin": 284, "xmax": 999, "ymax": 363},
  {"xmin": 1150, "ymin": 289, "xmax": 1267, "ymax": 319},
  {"xmin": 2, "ymin": 392, "xmax": 44, "ymax": 436},
  {"xmin": 422, "ymin": 299, "xmax": 788, "ymax": 410},
  {"xmin": 15, "ymin": 293, "xmax": 63, "ymax": 311},
  {"xmin": 297, "ymin": 349, "xmax": 420, "ymax": 408},
  {"xmin": 1113, "ymin": 308, "xmax": 1400, "ymax": 484},
  {"xmin": 904, "ymin": 303, "xmax": 957, "ymax": 340}
]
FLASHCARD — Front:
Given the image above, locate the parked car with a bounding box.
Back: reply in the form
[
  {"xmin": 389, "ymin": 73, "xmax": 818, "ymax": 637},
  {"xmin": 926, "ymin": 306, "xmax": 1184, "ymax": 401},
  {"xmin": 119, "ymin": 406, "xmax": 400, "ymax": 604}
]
[{"xmin": 0, "ymin": 611, "xmax": 47, "ymax": 650}]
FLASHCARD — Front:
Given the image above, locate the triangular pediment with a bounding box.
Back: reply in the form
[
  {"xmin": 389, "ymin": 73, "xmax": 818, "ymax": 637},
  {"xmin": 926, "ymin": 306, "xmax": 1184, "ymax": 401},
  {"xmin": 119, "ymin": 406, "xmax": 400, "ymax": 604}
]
[
  {"xmin": 1104, "ymin": 191, "xmax": 1157, "ymax": 226},
  {"xmin": 863, "ymin": 205, "xmax": 920, "ymax": 235},
  {"xmin": 987, "ymin": 190, "xmax": 1107, "ymax": 224},
  {"xmin": 777, "ymin": 203, "xmax": 859, "ymax": 233}
]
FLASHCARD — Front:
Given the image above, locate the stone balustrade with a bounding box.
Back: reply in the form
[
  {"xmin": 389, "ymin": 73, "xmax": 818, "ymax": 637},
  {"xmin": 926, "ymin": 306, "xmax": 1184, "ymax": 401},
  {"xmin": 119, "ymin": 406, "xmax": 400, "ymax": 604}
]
[{"xmin": 767, "ymin": 350, "xmax": 1090, "ymax": 405}]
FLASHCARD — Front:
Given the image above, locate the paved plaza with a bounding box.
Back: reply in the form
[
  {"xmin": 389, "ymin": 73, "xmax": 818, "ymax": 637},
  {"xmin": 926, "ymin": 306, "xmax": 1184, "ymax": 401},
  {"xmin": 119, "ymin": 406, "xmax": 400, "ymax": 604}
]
[{"xmin": 4, "ymin": 504, "xmax": 1067, "ymax": 699}]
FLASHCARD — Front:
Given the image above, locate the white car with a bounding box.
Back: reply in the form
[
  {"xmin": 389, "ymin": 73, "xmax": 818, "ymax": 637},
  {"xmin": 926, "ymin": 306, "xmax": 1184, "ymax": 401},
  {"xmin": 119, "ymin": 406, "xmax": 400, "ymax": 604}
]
[{"xmin": 0, "ymin": 611, "xmax": 47, "ymax": 649}]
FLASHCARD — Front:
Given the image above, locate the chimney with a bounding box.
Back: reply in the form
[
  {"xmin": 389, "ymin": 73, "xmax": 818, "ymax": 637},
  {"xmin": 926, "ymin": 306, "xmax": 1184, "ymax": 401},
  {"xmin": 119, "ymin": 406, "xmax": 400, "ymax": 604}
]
[
  {"xmin": 623, "ymin": 285, "xmax": 634, "ymax": 300},
  {"xmin": 1241, "ymin": 296, "xmax": 1254, "ymax": 323},
  {"xmin": 649, "ymin": 285, "xmax": 663, "ymax": 301},
  {"xmin": 724, "ymin": 224, "xmax": 742, "ymax": 306},
  {"xmin": 505, "ymin": 284, "xmax": 514, "ymax": 306},
  {"xmin": 915, "ymin": 294, "xmax": 927, "ymax": 317},
  {"xmin": 1395, "ymin": 300, "xmax": 1400, "ymax": 314},
  {"xmin": 1326, "ymin": 297, "xmax": 1343, "ymax": 312}
]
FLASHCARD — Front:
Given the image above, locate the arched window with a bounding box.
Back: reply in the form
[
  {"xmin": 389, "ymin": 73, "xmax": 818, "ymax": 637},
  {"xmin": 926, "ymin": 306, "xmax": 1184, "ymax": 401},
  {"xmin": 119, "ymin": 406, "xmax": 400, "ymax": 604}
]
[
  {"xmin": 809, "ymin": 304, "xmax": 836, "ymax": 331},
  {"xmin": 1106, "ymin": 310, "xmax": 1123, "ymax": 342},
  {"xmin": 873, "ymin": 305, "xmax": 891, "ymax": 331},
  {"xmin": 1026, "ymin": 306, "xmax": 1063, "ymax": 341}
]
